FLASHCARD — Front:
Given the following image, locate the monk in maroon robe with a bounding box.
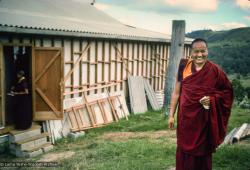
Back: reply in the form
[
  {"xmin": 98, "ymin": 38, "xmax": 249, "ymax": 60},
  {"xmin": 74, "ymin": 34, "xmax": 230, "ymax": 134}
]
[{"xmin": 168, "ymin": 38, "xmax": 234, "ymax": 170}]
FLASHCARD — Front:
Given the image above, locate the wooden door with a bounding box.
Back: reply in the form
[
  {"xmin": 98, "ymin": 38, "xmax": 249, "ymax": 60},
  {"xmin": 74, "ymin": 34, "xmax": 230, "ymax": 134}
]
[{"xmin": 33, "ymin": 47, "xmax": 64, "ymax": 120}]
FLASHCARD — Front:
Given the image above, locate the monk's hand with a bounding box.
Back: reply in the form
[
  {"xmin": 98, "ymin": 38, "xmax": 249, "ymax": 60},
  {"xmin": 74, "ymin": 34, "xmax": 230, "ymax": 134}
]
[
  {"xmin": 199, "ymin": 96, "xmax": 210, "ymax": 109},
  {"xmin": 168, "ymin": 116, "xmax": 175, "ymax": 129}
]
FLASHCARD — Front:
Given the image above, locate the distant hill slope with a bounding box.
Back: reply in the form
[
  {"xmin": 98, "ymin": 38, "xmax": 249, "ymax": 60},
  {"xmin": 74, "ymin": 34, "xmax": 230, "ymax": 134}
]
[{"xmin": 186, "ymin": 27, "xmax": 250, "ymax": 75}]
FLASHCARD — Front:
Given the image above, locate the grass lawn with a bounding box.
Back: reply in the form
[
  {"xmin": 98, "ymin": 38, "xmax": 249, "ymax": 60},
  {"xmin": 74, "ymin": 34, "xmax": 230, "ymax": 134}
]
[
  {"xmin": 240, "ymin": 78, "xmax": 250, "ymax": 88},
  {"xmin": 0, "ymin": 107, "xmax": 250, "ymax": 170}
]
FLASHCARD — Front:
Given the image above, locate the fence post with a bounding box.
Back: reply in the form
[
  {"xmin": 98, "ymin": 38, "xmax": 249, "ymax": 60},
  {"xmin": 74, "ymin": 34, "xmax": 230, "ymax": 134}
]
[{"xmin": 163, "ymin": 20, "xmax": 185, "ymax": 116}]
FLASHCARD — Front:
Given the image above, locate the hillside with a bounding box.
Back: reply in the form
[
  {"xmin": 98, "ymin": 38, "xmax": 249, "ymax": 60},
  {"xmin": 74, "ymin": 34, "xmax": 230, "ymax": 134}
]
[{"xmin": 186, "ymin": 27, "xmax": 250, "ymax": 75}]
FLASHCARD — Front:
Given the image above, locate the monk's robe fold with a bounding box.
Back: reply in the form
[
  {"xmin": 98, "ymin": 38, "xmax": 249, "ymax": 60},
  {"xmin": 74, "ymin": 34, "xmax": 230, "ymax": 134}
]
[{"xmin": 177, "ymin": 61, "xmax": 234, "ymax": 156}]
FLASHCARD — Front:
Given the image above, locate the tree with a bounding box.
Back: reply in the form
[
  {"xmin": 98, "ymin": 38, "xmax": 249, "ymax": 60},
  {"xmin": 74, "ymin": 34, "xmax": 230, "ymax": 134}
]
[{"xmin": 232, "ymin": 79, "xmax": 245, "ymax": 102}]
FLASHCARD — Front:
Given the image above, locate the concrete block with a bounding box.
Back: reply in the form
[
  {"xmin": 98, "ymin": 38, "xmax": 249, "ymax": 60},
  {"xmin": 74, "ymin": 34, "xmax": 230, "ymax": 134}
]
[
  {"xmin": 9, "ymin": 143, "xmax": 16, "ymax": 151},
  {"xmin": 9, "ymin": 128, "xmax": 41, "ymax": 142},
  {"xmin": 42, "ymin": 144, "xmax": 53, "ymax": 153},
  {"xmin": 0, "ymin": 135, "xmax": 9, "ymax": 154},
  {"xmin": 68, "ymin": 131, "xmax": 85, "ymax": 139},
  {"xmin": 10, "ymin": 148, "xmax": 23, "ymax": 157},
  {"xmin": 18, "ymin": 137, "xmax": 48, "ymax": 151},
  {"xmin": 25, "ymin": 149, "xmax": 43, "ymax": 158}
]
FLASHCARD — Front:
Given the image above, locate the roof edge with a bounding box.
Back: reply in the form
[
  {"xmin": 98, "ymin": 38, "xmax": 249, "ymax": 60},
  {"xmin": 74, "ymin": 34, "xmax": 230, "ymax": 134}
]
[{"xmin": 0, "ymin": 26, "xmax": 174, "ymax": 43}]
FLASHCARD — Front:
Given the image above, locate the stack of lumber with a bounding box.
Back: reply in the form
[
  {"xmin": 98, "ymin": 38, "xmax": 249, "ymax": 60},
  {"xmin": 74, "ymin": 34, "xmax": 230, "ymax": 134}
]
[
  {"xmin": 128, "ymin": 76, "xmax": 148, "ymax": 114},
  {"xmin": 64, "ymin": 91, "xmax": 129, "ymax": 132},
  {"xmin": 144, "ymin": 79, "xmax": 161, "ymax": 110},
  {"xmin": 155, "ymin": 90, "xmax": 164, "ymax": 108},
  {"xmin": 128, "ymin": 76, "xmax": 162, "ymax": 114}
]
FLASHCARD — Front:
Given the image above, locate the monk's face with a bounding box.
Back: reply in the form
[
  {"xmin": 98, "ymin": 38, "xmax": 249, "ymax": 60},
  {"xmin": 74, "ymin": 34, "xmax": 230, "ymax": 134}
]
[{"xmin": 191, "ymin": 41, "xmax": 208, "ymax": 65}]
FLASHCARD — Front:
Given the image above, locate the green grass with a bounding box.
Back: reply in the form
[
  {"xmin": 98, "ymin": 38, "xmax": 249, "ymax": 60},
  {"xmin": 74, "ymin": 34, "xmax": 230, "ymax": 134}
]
[
  {"xmin": 1, "ymin": 107, "xmax": 249, "ymax": 170},
  {"xmin": 213, "ymin": 145, "xmax": 250, "ymax": 170},
  {"xmin": 58, "ymin": 138, "xmax": 176, "ymax": 170},
  {"xmin": 87, "ymin": 110, "xmax": 167, "ymax": 135},
  {"xmin": 228, "ymin": 74, "xmax": 250, "ymax": 88},
  {"xmin": 227, "ymin": 107, "xmax": 250, "ymax": 131},
  {"xmin": 240, "ymin": 78, "xmax": 250, "ymax": 88}
]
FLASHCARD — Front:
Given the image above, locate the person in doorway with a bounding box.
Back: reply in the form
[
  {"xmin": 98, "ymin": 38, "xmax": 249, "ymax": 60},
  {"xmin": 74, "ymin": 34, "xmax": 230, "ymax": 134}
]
[
  {"xmin": 10, "ymin": 70, "xmax": 32, "ymax": 130},
  {"xmin": 168, "ymin": 38, "xmax": 234, "ymax": 170}
]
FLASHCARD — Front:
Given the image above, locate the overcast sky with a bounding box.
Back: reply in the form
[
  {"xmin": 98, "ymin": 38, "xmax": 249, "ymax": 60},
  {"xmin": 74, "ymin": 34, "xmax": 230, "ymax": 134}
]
[{"xmin": 86, "ymin": 0, "xmax": 250, "ymax": 34}]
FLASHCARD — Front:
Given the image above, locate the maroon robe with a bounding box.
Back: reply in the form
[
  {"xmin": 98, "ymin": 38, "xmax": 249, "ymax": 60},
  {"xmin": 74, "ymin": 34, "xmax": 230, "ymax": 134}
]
[{"xmin": 176, "ymin": 60, "xmax": 234, "ymax": 170}]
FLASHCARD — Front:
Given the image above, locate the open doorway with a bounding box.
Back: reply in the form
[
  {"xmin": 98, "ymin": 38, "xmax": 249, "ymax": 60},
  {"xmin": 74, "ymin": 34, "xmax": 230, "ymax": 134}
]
[{"xmin": 3, "ymin": 45, "xmax": 32, "ymax": 126}]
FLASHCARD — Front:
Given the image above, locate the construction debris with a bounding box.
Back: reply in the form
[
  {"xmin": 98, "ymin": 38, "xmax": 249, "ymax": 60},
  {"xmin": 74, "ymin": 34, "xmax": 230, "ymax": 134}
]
[
  {"xmin": 221, "ymin": 123, "xmax": 250, "ymax": 146},
  {"xmin": 68, "ymin": 131, "xmax": 86, "ymax": 139},
  {"xmin": 144, "ymin": 79, "xmax": 161, "ymax": 110},
  {"xmin": 64, "ymin": 91, "xmax": 129, "ymax": 133},
  {"xmin": 155, "ymin": 90, "xmax": 164, "ymax": 108},
  {"xmin": 128, "ymin": 76, "xmax": 148, "ymax": 114}
]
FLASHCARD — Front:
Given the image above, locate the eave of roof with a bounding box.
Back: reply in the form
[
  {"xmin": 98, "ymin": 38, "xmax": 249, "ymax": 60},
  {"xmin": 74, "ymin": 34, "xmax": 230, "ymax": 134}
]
[
  {"xmin": 0, "ymin": 0, "xmax": 193, "ymax": 44},
  {"xmin": 0, "ymin": 25, "xmax": 175, "ymax": 43}
]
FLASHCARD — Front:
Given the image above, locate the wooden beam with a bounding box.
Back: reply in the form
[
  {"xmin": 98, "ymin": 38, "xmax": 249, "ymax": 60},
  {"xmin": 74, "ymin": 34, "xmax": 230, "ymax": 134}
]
[
  {"xmin": 97, "ymin": 100, "xmax": 108, "ymax": 124},
  {"xmin": 63, "ymin": 83, "xmax": 119, "ymax": 96},
  {"xmin": 72, "ymin": 108, "xmax": 81, "ymax": 131},
  {"xmin": 64, "ymin": 42, "xmax": 92, "ymax": 83},
  {"xmin": 112, "ymin": 43, "xmax": 131, "ymax": 75},
  {"xmin": 104, "ymin": 88, "xmax": 119, "ymax": 122},
  {"xmin": 114, "ymin": 42, "xmax": 118, "ymax": 91},
  {"xmin": 95, "ymin": 41, "xmax": 98, "ymax": 94},
  {"xmin": 163, "ymin": 20, "xmax": 185, "ymax": 116},
  {"xmin": 82, "ymin": 92, "xmax": 96, "ymax": 127},
  {"xmin": 79, "ymin": 40, "xmax": 83, "ymax": 96}
]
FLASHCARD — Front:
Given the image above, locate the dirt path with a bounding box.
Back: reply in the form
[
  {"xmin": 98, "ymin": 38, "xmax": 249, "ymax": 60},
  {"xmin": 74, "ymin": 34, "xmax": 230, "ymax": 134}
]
[
  {"xmin": 38, "ymin": 151, "xmax": 75, "ymax": 162},
  {"xmin": 99, "ymin": 130, "xmax": 176, "ymax": 142},
  {"xmin": 38, "ymin": 130, "xmax": 176, "ymax": 162}
]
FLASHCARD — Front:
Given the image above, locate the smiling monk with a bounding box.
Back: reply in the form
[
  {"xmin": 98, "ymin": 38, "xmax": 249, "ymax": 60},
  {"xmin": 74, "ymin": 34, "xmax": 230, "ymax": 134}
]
[{"xmin": 168, "ymin": 38, "xmax": 234, "ymax": 170}]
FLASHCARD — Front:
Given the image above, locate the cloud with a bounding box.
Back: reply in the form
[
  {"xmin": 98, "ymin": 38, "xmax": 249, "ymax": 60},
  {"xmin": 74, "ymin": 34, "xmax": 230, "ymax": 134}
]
[
  {"xmin": 235, "ymin": 0, "xmax": 250, "ymax": 10},
  {"xmin": 244, "ymin": 16, "xmax": 250, "ymax": 21},
  {"xmin": 204, "ymin": 22, "xmax": 247, "ymax": 30},
  {"xmin": 95, "ymin": 3, "xmax": 110, "ymax": 10},
  {"xmin": 165, "ymin": 0, "xmax": 218, "ymax": 13},
  {"xmin": 97, "ymin": 0, "xmax": 218, "ymax": 14},
  {"xmin": 222, "ymin": 22, "xmax": 247, "ymax": 29}
]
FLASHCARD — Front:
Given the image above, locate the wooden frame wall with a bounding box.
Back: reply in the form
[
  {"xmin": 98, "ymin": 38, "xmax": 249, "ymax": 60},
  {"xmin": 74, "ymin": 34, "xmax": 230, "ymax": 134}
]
[
  {"xmin": 61, "ymin": 39, "xmax": 171, "ymax": 98},
  {"xmin": 0, "ymin": 34, "xmax": 191, "ymax": 100}
]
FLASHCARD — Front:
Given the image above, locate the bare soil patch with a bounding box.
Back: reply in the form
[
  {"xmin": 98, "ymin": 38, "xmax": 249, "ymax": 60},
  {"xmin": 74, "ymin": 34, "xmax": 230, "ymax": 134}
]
[
  {"xmin": 38, "ymin": 151, "xmax": 75, "ymax": 162},
  {"xmin": 100, "ymin": 130, "xmax": 176, "ymax": 142}
]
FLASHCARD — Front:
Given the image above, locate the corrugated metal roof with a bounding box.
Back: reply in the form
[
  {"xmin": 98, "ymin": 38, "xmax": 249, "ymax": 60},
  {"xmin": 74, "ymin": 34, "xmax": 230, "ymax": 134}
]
[{"xmin": 0, "ymin": 0, "xmax": 192, "ymax": 43}]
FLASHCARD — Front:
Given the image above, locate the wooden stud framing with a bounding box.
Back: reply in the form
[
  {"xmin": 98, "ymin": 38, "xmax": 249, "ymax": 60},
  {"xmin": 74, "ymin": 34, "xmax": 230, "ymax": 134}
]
[
  {"xmin": 114, "ymin": 42, "xmax": 118, "ymax": 91},
  {"xmin": 87, "ymin": 40, "xmax": 91, "ymax": 95},
  {"xmin": 145, "ymin": 43, "xmax": 149, "ymax": 79},
  {"xmin": 70, "ymin": 39, "xmax": 74, "ymax": 98},
  {"xmin": 102, "ymin": 40, "xmax": 105, "ymax": 93},
  {"xmin": 79, "ymin": 40, "xmax": 83, "ymax": 96},
  {"xmin": 132, "ymin": 43, "xmax": 135, "ymax": 75},
  {"xmin": 95, "ymin": 40, "xmax": 98, "ymax": 94},
  {"xmin": 137, "ymin": 42, "xmax": 140, "ymax": 76},
  {"xmin": 120, "ymin": 42, "xmax": 124, "ymax": 90},
  {"xmin": 108, "ymin": 41, "xmax": 112, "ymax": 91},
  {"xmin": 142, "ymin": 43, "xmax": 145, "ymax": 77},
  {"xmin": 157, "ymin": 45, "xmax": 161, "ymax": 90},
  {"xmin": 112, "ymin": 43, "xmax": 131, "ymax": 75}
]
